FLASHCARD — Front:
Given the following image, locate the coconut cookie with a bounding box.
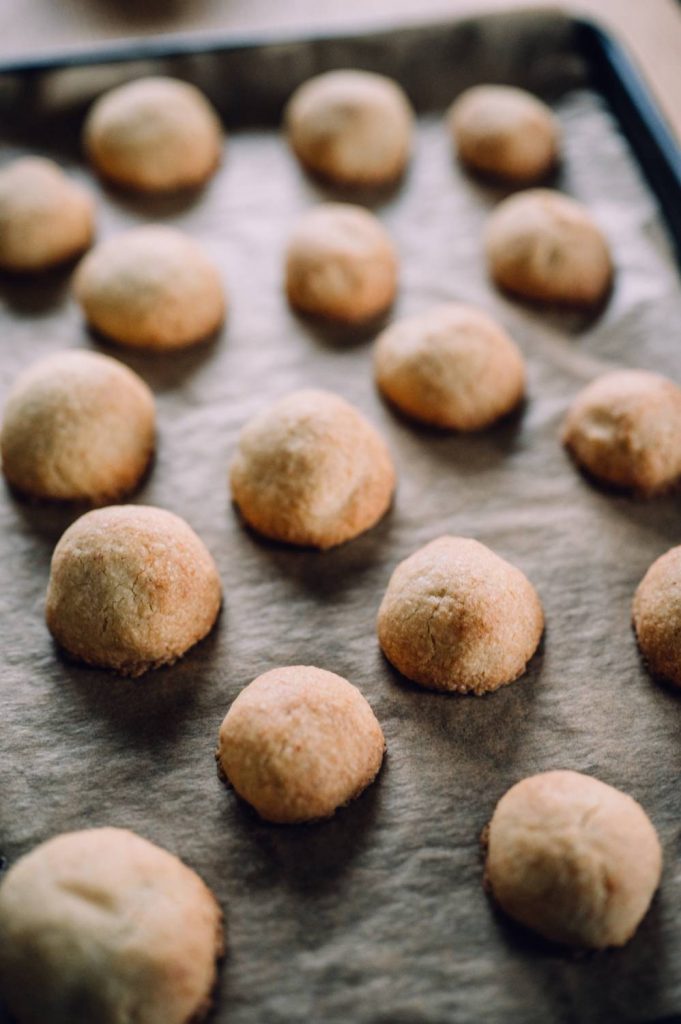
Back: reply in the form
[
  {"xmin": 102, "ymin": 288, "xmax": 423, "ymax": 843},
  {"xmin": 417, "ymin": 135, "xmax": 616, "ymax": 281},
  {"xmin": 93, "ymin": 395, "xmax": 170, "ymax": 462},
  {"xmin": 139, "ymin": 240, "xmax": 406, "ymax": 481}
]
[
  {"xmin": 0, "ymin": 157, "xmax": 94, "ymax": 272},
  {"xmin": 448, "ymin": 85, "xmax": 560, "ymax": 184},
  {"xmin": 84, "ymin": 76, "xmax": 223, "ymax": 192},
  {"xmin": 285, "ymin": 69, "xmax": 413, "ymax": 188},
  {"xmin": 485, "ymin": 189, "xmax": 612, "ymax": 306},
  {"xmin": 562, "ymin": 370, "xmax": 681, "ymax": 495},
  {"xmin": 46, "ymin": 505, "xmax": 221, "ymax": 676},
  {"xmin": 285, "ymin": 203, "xmax": 398, "ymax": 324},
  {"xmin": 0, "ymin": 828, "xmax": 223, "ymax": 1024},
  {"xmin": 230, "ymin": 388, "xmax": 395, "ymax": 549},
  {"xmin": 1, "ymin": 350, "xmax": 155, "ymax": 503},
  {"xmin": 74, "ymin": 225, "xmax": 226, "ymax": 350},
  {"xmin": 484, "ymin": 771, "xmax": 662, "ymax": 948},
  {"xmin": 374, "ymin": 303, "xmax": 525, "ymax": 430},
  {"xmin": 633, "ymin": 545, "xmax": 681, "ymax": 685},
  {"xmin": 218, "ymin": 665, "xmax": 385, "ymax": 823},
  {"xmin": 377, "ymin": 536, "xmax": 543, "ymax": 693}
]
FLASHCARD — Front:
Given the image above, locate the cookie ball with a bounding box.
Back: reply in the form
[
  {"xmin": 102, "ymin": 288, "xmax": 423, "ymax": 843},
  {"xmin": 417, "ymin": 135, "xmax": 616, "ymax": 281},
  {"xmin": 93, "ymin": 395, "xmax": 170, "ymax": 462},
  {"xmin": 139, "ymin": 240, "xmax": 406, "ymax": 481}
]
[
  {"xmin": 374, "ymin": 303, "xmax": 525, "ymax": 430},
  {"xmin": 1, "ymin": 350, "xmax": 155, "ymax": 503},
  {"xmin": 0, "ymin": 828, "xmax": 223, "ymax": 1024},
  {"xmin": 285, "ymin": 69, "xmax": 413, "ymax": 188},
  {"xmin": 84, "ymin": 76, "xmax": 222, "ymax": 193},
  {"xmin": 0, "ymin": 157, "xmax": 94, "ymax": 272},
  {"xmin": 633, "ymin": 545, "xmax": 681, "ymax": 685},
  {"xmin": 485, "ymin": 189, "xmax": 612, "ymax": 306},
  {"xmin": 230, "ymin": 388, "xmax": 395, "ymax": 549},
  {"xmin": 74, "ymin": 225, "xmax": 226, "ymax": 351},
  {"xmin": 562, "ymin": 370, "xmax": 681, "ymax": 495},
  {"xmin": 285, "ymin": 203, "xmax": 398, "ymax": 324},
  {"xmin": 46, "ymin": 505, "xmax": 222, "ymax": 676},
  {"xmin": 377, "ymin": 536, "xmax": 543, "ymax": 693},
  {"xmin": 218, "ymin": 665, "xmax": 385, "ymax": 823},
  {"xmin": 485, "ymin": 771, "xmax": 662, "ymax": 948},
  {"xmin": 448, "ymin": 85, "xmax": 560, "ymax": 184}
]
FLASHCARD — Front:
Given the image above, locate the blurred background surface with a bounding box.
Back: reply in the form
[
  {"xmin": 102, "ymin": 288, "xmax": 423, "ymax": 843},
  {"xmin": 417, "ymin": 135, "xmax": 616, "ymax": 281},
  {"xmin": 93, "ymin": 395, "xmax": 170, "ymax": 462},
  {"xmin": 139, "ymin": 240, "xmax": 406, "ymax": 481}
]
[{"xmin": 0, "ymin": 0, "xmax": 678, "ymax": 139}]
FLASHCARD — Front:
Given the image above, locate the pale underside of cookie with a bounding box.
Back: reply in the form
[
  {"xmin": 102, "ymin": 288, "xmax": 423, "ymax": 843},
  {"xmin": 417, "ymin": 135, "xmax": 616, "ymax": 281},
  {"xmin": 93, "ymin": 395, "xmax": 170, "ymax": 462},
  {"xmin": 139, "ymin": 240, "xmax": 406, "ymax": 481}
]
[
  {"xmin": 218, "ymin": 665, "xmax": 386, "ymax": 823},
  {"xmin": 484, "ymin": 770, "xmax": 662, "ymax": 949},
  {"xmin": 0, "ymin": 827, "xmax": 224, "ymax": 1024},
  {"xmin": 484, "ymin": 188, "xmax": 612, "ymax": 306},
  {"xmin": 84, "ymin": 75, "xmax": 223, "ymax": 193},
  {"xmin": 74, "ymin": 225, "xmax": 226, "ymax": 350},
  {"xmin": 230, "ymin": 388, "xmax": 396, "ymax": 549},
  {"xmin": 633, "ymin": 545, "xmax": 681, "ymax": 686},
  {"xmin": 0, "ymin": 156, "xmax": 95, "ymax": 272},
  {"xmin": 45, "ymin": 505, "xmax": 222, "ymax": 677},
  {"xmin": 562, "ymin": 369, "xmax": 681, "ymax": 496},
  {"xmin": 0, "ymin": 349, "xmax": 155, "ymax": 503},
  {"xmin": 448, "ymin": 84, "xmax": 560, "ymax": 184},
  {"xmin": 285, "ymin": 69, "xmax": 414, "ymax": 188},
  {"xmin": 377, "ymin": 535, "xmax": 543, "ymax": 693},
  {"xmin": 374, "ymin": 302, "xmax": 526, "ymax": 430},
  {"xmin": 285, "ymin": 202, "xmax": 399, "ymax": 325}
]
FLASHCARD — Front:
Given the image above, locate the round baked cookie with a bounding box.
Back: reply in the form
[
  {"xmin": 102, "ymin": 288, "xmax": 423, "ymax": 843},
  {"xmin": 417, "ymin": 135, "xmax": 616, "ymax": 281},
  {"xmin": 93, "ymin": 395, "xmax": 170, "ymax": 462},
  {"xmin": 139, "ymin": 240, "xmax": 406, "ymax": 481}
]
[
  {"xmin": 485, "ymin": 189, "xmax": 612, "ymax": 306},
  {"xmin": 374, "ymin": 303, "xmax": 525, "ymax": 429},
  {"xmin": 230, "ymin": 388, "xmax": 396, "ymax": 549},
  {"xmin": 633, "ymin": 545, "xmax": 681, "ymax": 685},
  {"xmin": 0, "ymin": 157, "xmax": 94, "ymax": 272},
  {"xmin": 46, "ymin": 505, "xmax": 222, "ymax": 676},
  {"xmin": 285, "ymin": 203, "xmax": 398, "ymax": 324},
  {"xmin": 0, "ymin": 828, "xmax": 223, "ymax": 1024},
  {"xmin": 285, "ymin": 69, "xmax": 413, "ymax": 188},
  {"xmin": 218, "ymin": 665, "xmax": 385, "ymax": 823},
  {"xmin": 84, "ymin": 76, "xmax": 223, "ymax": 192},
  {"xmin": 74, "ymin": 225, "xmax": 226, "ymax": 350},
  {"xmin": 377, "ymin": 536, "xmax": 543, "ymax": 693},
  {"xmin": 485, "ymin": 770, "xmax": 662, "ymax": 948},
  {"xmin": 448, "ymin": 84, "xmax": 560, "ymax": 184},
  {"xmin": 562, "ymin": 369, "xmax": 681, "ymax": 496},
  {"xmin": 1, "ymin": 350, "xmax": 155, "ymax": 503}
]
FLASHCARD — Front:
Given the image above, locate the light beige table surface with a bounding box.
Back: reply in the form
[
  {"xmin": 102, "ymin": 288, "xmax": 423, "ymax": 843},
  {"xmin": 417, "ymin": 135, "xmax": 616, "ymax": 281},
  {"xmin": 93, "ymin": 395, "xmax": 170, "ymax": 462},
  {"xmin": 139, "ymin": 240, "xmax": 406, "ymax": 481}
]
[{"xmin": 0, "ymin": 1, "xmax": 679, "ymax": 142}]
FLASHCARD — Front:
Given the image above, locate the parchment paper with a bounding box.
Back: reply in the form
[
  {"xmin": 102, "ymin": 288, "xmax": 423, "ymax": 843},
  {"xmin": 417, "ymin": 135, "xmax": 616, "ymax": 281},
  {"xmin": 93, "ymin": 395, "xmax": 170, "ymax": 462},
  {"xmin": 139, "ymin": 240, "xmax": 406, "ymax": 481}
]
[{"xmin": 0, "ymin": 11, "xmax": 680, "ymax": 1024}]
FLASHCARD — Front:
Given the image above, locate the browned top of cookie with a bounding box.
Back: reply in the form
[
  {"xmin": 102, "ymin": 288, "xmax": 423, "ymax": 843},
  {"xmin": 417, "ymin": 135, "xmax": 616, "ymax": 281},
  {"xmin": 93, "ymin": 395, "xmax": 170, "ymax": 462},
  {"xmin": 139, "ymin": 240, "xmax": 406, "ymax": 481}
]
[{"xmin": 633, "ymin": 544, "xmax": 681, "ymax": 686}]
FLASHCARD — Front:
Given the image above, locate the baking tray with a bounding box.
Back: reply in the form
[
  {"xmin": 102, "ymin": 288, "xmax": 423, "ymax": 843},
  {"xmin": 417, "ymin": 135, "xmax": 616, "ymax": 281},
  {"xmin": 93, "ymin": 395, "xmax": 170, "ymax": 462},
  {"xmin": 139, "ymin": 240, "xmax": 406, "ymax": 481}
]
[{"xmin": 1, "ymin": 8, "xmax": 681, "ymax": 1024}]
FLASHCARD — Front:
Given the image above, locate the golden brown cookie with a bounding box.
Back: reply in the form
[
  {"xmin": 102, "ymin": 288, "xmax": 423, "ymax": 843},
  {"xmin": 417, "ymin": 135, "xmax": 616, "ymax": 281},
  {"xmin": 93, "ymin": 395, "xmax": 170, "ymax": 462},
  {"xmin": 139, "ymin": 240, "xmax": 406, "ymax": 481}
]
[
  {"xmin": 1, "ymin": 350, "xmax": 155, "ymax": 503},
  {"xmin": 562, "ymin": 369, "xmax": 681, "ymax": 495},
  {"xmin": 0, "ymin": 157, "xmax": 94, "ymax": 272},
  {"xmin": 377, "ymin": 536, "xmax": 543, "ymax": 693},
  {"xmin": 285, "ymin": 69, "xmax": 413, "ymax": 188},
  {"xmin": 374, "ymin": 303, "xmax": 525, "ymax": 429},
  {"xmin": 633, "ymin": 545, "xmax": 681, "ymax": 685},
  {"xmin": 485, "ymin": 189, "xmax": 612, "ymax": 306},
  {"xmin": 218, "ymin": 665, "xmax": 385, "ymax": 823},
  {"xmin": 74, "ymin": 225, "xmax": 226, "ymax": 350},
  {"xmin": 485, "ymin": 771, "xmax": 662, "ymax": 948},
  {"xmin": 230, "ymin": 388, "xmax": 395, "ymax": 549},
  {"xmin": 84, "ymin": 76, "xmax": 223, "ymax": 193},
  {"xmin": 448, "ymin": 84, "xmax": 560, "ymax": 184},
  {"xmin": 0, "ymin": 827, "xmax": 223, "ymax": 1024},
  {"xmin": 285, "ymin": 203, "xmax": 398, "ymax": 324},
  {"xmin": 46, "ymin": 505, "xmax": 222, "ymax": 676}
]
